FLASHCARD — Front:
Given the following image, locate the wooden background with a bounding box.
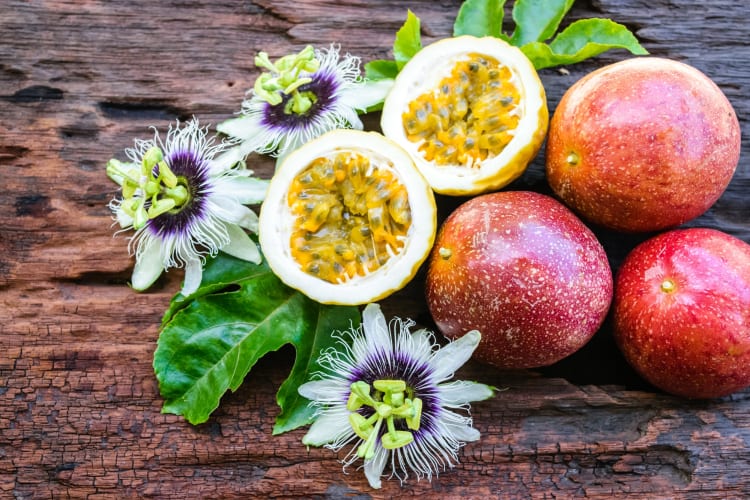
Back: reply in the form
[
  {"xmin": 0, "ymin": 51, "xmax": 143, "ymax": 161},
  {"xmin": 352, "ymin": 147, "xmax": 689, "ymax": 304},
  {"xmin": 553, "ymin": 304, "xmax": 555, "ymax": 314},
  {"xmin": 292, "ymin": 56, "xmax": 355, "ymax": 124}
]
[{"xmin": 2, "ymin": 0, "xmax": 749, "ymax": 497}]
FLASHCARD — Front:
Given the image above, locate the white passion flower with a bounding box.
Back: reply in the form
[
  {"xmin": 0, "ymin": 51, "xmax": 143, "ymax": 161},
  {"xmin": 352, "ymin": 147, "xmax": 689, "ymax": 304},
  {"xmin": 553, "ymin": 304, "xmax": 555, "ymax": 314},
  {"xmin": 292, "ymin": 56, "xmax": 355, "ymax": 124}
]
[
  {"xmin": 298, "ymin": 303, "xmax": 494, "ymax": 489},
  {"xmin": 217, "ymin": 44, "xmax": 393, "ymax": 165},
  {"xmin": 106, "ymin": 119, "xmax": 269, "ymax": 296}
]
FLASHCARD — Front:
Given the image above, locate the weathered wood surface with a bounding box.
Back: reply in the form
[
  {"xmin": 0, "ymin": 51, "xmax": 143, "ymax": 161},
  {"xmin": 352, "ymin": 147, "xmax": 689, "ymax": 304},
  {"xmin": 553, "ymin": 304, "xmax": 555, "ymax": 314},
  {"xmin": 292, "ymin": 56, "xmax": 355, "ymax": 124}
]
[{"xmin": 1, "ymin": 0, "xmax": 749, "ymax": 497}]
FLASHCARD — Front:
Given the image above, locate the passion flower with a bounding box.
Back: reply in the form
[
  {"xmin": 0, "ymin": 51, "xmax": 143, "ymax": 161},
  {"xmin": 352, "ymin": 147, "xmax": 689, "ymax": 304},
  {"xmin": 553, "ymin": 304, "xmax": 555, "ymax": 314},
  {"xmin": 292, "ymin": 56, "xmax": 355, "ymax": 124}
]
[
  {"xmin": 218, "ymin": 44, "xmax": 392, "ymax": 165},
  {"xmin": 106, "ymin": 120, "xmax": 267, "ymax": 295},
  {"xmin": 299, "ymin": 303, "xmax": 494, "ymax": 489},
  {"xmin": 381, "ymin": 35, "xmax": 548, "ymax": 196},
  {"xmin": 258, "ymin": 129, "xmax": 436, "ymax": 305}
]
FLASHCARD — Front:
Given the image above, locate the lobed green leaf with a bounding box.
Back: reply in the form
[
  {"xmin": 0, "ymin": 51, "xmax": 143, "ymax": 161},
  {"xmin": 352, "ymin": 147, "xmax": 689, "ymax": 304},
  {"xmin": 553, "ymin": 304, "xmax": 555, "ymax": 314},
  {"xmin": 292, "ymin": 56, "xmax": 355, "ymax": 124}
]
[
  {"xmin": 273, "ymin": 304, "xmax": 359, "ymax": 435},
  {"xmin": 521, "ymin": 18, "xmax": 648, "ymax": 70},
  {"xmin": 510, "ymin": 0, "xmax": 575, "ymax": 46},
  {"xmin": 155, "ymin": 253, "xmax": 359, "ymax": 430},
  {"xmin": 453, "ymin": 0, "xmax": 507, "ymax": 39},
  {"xmin": 161, "ymin": 252, "xmax": 269, "ymax": 326}
]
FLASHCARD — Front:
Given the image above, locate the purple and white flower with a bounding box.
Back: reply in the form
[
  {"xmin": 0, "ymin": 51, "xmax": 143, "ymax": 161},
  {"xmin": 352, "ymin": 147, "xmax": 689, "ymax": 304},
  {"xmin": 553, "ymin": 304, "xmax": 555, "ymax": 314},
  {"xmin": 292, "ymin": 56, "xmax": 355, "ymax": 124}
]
[
  {"xmin": 217, "ymin": 44, "xmax": 392, "ymax": 165},
  {"xmin": 299, "ymin": 303, "xmax": 494, "ymax": 489},
  {"xmin": 106, "ymin": 119, "xmax": 268, "ymax": 295}
]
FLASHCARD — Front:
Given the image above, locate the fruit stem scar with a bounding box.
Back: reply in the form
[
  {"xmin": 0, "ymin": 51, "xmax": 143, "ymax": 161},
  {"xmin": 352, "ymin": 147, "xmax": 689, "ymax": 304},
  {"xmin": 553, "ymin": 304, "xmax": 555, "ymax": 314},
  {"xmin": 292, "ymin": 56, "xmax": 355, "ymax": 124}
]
[
  {"xmin": 660, "ymin": 278, "xmax": 676, "ymax": 293},
  {"xmin": 438, "ymin": 247, "xmax": 452, "ymax": 260},
  {"xmin": 566, "ymin": 152, "xmax": 579, "ymax": 166}
]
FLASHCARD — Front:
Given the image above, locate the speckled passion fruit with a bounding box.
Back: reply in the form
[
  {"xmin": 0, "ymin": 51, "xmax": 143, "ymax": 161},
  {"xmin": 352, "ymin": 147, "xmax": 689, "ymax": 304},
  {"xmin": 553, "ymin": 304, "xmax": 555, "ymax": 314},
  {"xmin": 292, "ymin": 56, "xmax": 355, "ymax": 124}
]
[
  {"xmin": 381, "ymin": 36, "xmax": 548, "ymax": 196},
  {"xmin": 259, "ymin": 129, "xmax": 437, "ymax": 305},
  {"xmin": 546, "ymin": 57, "xmax": 741, "ymax": 232},
  {"xmin": 425, "ymin": 191, "xmax": 612, "ymax": 369},
  {"xmin": 613, "ymin": 228, "xmax": 750, "ymax": 399}
]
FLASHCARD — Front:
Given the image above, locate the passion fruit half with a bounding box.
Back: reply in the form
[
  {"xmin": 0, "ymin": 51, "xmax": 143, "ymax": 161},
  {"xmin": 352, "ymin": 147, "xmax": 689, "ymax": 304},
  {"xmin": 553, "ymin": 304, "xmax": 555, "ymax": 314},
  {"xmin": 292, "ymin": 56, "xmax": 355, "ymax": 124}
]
[
  {"xmin": 381, "ymin": 36, "xmax": 548, "ymax": 196},
  {"xmin": 259, "ymin": 129, "xmax": 437, "ymax": 305}
]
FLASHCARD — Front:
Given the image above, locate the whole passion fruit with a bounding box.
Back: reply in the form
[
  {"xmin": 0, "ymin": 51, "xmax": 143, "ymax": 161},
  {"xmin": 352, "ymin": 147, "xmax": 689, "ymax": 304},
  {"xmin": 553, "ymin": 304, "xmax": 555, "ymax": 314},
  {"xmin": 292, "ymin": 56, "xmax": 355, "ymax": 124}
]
[
  {"xmin": 426, "ymin": 191, "xmax": 612, "ymax": 369},
  {"xmin": 613, "ymin": 228, "xmax": 750, "ymax": 399},
  {"xmin": 259, "ymin": 129, "xmax": 436, "ymax": 305},
  {"xmin": 546, "ymin": 57, "xmax": 741, "ymax": 232},
  {"xmin": 381, "ymin": 36, "xmax": 548, "ymax": 196}
]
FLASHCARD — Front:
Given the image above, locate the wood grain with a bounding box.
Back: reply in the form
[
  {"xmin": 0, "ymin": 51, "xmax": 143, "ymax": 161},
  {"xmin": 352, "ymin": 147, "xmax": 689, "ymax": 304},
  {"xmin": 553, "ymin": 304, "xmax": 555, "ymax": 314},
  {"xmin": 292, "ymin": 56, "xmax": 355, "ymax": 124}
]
[{"xmin": 1, "ymin": 0, "xmax": 749, "ymax": 497}]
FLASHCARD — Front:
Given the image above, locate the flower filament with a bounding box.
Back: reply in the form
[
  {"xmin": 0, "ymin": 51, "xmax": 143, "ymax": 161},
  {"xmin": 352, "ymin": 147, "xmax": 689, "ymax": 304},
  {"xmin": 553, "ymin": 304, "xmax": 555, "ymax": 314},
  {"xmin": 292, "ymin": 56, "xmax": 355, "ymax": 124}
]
[
  {"xmin": 253, "ymin": 45, "xmax": 321, "ymax": 115},
  {"xmin": 106, "ymin": 146, "xmax": 190, "ymax": 230},
  {"xmin": 347, "ymin": 379, "xmax": 423, "ymax": 459}
]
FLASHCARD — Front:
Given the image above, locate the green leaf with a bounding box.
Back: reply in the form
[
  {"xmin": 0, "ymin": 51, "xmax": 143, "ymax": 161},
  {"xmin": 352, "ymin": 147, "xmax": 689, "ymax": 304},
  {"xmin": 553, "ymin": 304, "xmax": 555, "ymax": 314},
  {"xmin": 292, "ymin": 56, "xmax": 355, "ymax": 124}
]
[
  {"xmin": 393, "ymin": 10, "xmax": 422, "ymax": 70},
  {"xmin": 510, "ymin": 0, "xmax": 575, "ymax": 46},
  {"xmin": 273, "ymin": 304, "xmax": 359, "ymax": 435},
  {"xmin": 453, "ymin": 0, "xmax": 507, "ymax": 39},
  {"xmin": 521, "ymin": 18, "xmax": 648, "ymax": 70},
  {"xmin": 364, "ymin": 59, "xmax": 399, "ymax": 81},
  {"xmin": 154, "ymin": 253, "xmax": 360, "ymax": 430},
  {"xmin": 161, "ymin": 252, "xmax": 268, "ymax": 326}
]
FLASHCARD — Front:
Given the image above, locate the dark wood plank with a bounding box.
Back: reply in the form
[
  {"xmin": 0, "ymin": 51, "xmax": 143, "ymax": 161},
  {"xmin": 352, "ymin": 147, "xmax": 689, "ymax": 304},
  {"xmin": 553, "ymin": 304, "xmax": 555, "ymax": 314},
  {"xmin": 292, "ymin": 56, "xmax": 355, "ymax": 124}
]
[{"xmin": 1, "ymin": 0, "xmax": 749, "ymax": 497}]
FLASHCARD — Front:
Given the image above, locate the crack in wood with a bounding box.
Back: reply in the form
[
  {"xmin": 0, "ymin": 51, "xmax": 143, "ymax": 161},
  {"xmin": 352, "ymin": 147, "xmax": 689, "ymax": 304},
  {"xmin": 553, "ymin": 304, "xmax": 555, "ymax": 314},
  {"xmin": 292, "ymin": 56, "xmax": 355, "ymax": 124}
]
[
  {"xmin": 4, "ymin": 85, "xmax": 64, "ymax": 103},
  {"xmin": 0, "ymin": 145, "xmax": 30, "ymax": 163},
  {"xmin": 14, "ymin": 195, "xmax": 52, "ymax": 217},
  {"xmin": 98, "ymin": 101, "xmax": 188, "ymax": 122}
]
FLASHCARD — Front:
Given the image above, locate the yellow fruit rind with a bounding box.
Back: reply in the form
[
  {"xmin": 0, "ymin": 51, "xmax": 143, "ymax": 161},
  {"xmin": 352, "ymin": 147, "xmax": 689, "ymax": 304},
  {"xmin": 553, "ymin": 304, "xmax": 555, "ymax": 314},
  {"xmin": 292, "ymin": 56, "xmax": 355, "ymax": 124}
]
[
  {"xmin": 259, "ymin": 129, "xmax": 437, "ymax": 306},
  {"xmin": 381, "ymin": 35, "xmax": 549, "ymax": 196}
]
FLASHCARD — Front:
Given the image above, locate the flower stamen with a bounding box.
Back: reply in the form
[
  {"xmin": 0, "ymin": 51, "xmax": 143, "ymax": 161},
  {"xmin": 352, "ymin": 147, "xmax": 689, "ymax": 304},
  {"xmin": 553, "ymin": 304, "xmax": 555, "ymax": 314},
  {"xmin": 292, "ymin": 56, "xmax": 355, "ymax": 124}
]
[
  {"xmin": 107, "ymin": 145, "xmax": 193, "ymax": 230},
  {"xmin": 253, "ymin": 45, "xmax": 321, "ymax": 114},
  {"xmin": 348, "ymin": 378, "xmax": 422, "ymax": 457}
]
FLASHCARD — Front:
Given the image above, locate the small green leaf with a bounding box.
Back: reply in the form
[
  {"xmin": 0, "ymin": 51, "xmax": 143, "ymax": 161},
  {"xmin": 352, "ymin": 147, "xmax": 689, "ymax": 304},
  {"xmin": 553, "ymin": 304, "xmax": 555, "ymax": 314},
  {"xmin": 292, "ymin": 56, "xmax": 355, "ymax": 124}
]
[
  {"xmin": 393, "ymin": 10, "xmax": 422, "ymax": 70},
  {"xmin": 154, "ymin": 252, "xmax": 360, "ymax": 431},
  {"xmin": 364, "ymin": 59, "xmax": 399, "ymax": 81},
  {"xmin": 521, "ymin": 18, "xmax": 648, "ymax": 70},
  {"xmin": 510, "ymin": 0, "xmax": 575, "ymax": 46},
  {"xmin": 453, "ymin": 0, "xmax": 507, "ymax": 39}
]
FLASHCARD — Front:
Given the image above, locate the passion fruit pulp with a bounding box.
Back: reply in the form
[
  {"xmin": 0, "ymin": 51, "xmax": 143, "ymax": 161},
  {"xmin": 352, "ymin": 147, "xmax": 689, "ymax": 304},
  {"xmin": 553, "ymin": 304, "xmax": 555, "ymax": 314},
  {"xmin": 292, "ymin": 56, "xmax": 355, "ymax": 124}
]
[
  {"xmin": 381, "ymin": 35, "xmax": 548, "ymax": 196},
  {"xmin": 259, "ymin": 129, "xmax": 436, "ymax": 305}
]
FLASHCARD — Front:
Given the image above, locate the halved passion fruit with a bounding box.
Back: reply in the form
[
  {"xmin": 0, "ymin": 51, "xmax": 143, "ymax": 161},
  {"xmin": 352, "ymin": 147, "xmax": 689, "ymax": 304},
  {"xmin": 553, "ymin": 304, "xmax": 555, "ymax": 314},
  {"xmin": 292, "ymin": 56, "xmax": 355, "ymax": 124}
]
[
  {"xmin": 381, "ymin": 36, "xmax": 548, "ymax": 196},
  {"xmin": 259, "ymin": 129, "xmax": 437, "ymax": 305}
]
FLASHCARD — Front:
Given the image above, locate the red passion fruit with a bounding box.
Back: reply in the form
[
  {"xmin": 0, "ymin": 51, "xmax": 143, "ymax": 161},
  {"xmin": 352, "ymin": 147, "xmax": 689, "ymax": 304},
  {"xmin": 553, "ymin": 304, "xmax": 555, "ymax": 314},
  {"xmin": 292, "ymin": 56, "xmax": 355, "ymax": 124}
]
[
  {"xmin": 545, "ymin": 57, "xmax": 741, "ymax": 232},
  {"xmin": 426, "ymin": 191, "xmax": 613, "ymax": 369},
  {"xmin": 613, "ymin": 228, "xmax": 750, "ymax": 399}
]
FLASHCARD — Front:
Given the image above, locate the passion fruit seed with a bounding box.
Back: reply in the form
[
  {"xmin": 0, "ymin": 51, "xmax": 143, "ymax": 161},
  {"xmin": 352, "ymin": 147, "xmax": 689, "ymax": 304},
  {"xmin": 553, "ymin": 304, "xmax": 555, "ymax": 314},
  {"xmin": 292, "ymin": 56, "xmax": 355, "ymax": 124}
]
[
  {"xmin": 287, "ymin": 151, "xmax": 412, "ymax": 284},
  {"xmin": 402, "ymin": 53, "xmax": 521, "ymax": 169}
]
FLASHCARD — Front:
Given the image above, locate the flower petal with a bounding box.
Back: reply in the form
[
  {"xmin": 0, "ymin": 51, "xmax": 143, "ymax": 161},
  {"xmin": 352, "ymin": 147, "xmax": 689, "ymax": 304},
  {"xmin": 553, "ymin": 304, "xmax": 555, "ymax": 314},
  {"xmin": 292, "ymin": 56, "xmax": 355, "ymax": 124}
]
[
  {"xmin": 339, "ymin": 79, "xmax": 394, "ymax": 111},
  {"xmin": 115, "ymin": 207, "xmax": 133, "ymax": 229},
  {"xmin": 429, "ymin": 330, "xmax": 482, "ymax": 382},
  {"xmin": 362, "ymin": 303, "xmax": 392, "ymax": 357},
  {"xmin": 217, "ymin": 115, "xmax": 261, "ymax": 141},
  {"xmin": 404, "ymin": 328, "xmax": 435, "ymax": 366},
  {"xmin": 298, "ymin": 379, "xmax": 339, "ymax": 402},
  {"xmin": 214, "ymin": 176, "xmax": 269, "ymax": 205},
  {"xmin": 131, "ymin": 237, "xmax": 163, "ymax": 291},
  {"xmin": 438, "ymin": 380, "xmax": 495, "ymax": 406},
  {"xmin": 339, "ymin": 79, "xmax": 394, "ymax": 112},
  {"xmin": 221, "ymin": 224, "xmax": 262, "ymax": 264},
  {"xmin": 443, "ymin": 415, "xmax": 481, "ymax": 443},
  {"xmin": 211, "ymin": 145, "xmax": 248, "ymax": 173},
  {"xmin": 301, "ymin": 409, "xmax": 352, "ymax": 447},
  {"xmin": 336, "ymin": 104, "xmax": 363, "ymax": 131},
  {"xmin": 364, "ymin": 444, "xmax": 389, "ymax": 489},
  {"xmin": 181, "ymin": 257, "xmax": 203, "ymax": 296},
  {"xmin": 209, "ymin": 197, "xmax": 259, "ymax": 232}
]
